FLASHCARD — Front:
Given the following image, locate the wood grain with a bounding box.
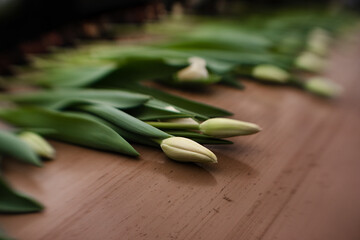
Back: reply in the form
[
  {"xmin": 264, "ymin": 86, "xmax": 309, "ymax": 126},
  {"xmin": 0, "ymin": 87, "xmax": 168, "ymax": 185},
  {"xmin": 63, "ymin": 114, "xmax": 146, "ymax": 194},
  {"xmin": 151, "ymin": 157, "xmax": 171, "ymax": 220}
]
[{"xmin": 1, "ymin": 35, "xmax": 360, "ymax": 240}]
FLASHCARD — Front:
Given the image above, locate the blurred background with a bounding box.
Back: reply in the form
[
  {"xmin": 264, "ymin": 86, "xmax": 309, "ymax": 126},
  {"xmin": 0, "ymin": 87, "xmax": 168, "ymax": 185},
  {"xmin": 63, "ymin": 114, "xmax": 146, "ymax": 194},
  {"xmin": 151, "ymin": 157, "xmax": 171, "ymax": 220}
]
[{"xmin": 0, "ymin": 0, "xmax": 359, "ymax": 76}]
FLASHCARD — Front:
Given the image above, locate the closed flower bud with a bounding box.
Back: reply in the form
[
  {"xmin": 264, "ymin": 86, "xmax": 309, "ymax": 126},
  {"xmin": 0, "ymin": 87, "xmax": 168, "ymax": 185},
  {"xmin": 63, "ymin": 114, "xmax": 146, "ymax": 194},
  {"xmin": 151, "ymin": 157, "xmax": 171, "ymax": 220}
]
[
  {"xmin": 252, "ymin": 64, "xmax": 290, "ymax": 83},
  {"xmin": 305, "ymin": 77, "xmax": 343, "ymax": 98},
  {"xmin": 177, "ymin": 57, "xmax": 209, "ymax": 81},
  {"xmin": 199, "ymin": 118, "xmax": 261, "ymax": 138},
  {"xmin": 160, "ymin": 137, "xmax": 217, "ymax": 163},
  {"xmin": 307, "ymin": 28, "xmax": 332, "ymax": 56},
  {"xmin": 18, "ymin": 132, "xmax": 55, "ymax": 159},
  {"xmin": 295, "ymin": 52, "xmax": 325, "ymax": 72}
]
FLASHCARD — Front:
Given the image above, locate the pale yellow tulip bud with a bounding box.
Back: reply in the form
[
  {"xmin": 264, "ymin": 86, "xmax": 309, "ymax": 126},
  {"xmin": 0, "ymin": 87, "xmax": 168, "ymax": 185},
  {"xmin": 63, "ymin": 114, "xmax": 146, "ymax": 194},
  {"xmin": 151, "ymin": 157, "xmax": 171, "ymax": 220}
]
[
  {"xmin": 295, "ymin": 51, "xmax": 325, "ymax": 72},
  {"xmin": 160, "ymin": 137, "xmax": 217, "ymax": 163},
  {"xmin": 252, "ymin": 64, "xmax": 290, "ymax": 83},
  {"xmin": 307, "ymin": 28, "xmax": 332, "ymax": 56},
  {"xmin": 18, "ymin": 132, "xmax": 55, "ymax": 159},
  {"xmin": 177, "ymin": 57, "xmax": 209, "ymax": 81},
  {"xmin": 305, "ymin": 77, "xmax": 343, "ymax": 98},
  {"xmin": 199, "ymin": 118, "xmax": 261, "ymax": 138}
]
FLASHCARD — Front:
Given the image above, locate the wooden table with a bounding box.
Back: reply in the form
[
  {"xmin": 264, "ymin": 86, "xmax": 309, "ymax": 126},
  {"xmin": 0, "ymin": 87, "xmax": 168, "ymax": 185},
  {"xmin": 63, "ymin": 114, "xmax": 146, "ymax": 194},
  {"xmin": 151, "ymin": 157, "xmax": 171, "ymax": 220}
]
[{"xmin": 1, "ymin": 35, "xmax": 360, "ymax": 240}]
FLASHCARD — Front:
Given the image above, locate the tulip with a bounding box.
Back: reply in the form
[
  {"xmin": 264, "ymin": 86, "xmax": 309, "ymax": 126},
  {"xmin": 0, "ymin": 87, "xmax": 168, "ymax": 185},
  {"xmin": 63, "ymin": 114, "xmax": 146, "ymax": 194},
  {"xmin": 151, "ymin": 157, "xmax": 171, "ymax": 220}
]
[
  {"xmin": 199, "ymin": 118, "xmax": 261, "ymax": 138},
  {"xmin": 305, "ymin": 77, "xmax": 343, "ymax": 97},
  {"xmin": 177, "ymin": 57, "xmax": 209, "ymax": 81},
  {"xmin": 252, "ymin": 64, "xmax": 290, "ymax": 83},
  {"xmin": 307, "ymin": 28, "xmax": 332, "ymax": 56},
  {"xmin": 295, "ymin": 51, "xmax": 325, "ymax": 72},
  {"xmin": 160, "ymin": 137, "xmax": 217, "ymax": 163},
  {"xmin": 18, "ymin": 132, "xmax": 55, "ymax": 159}
]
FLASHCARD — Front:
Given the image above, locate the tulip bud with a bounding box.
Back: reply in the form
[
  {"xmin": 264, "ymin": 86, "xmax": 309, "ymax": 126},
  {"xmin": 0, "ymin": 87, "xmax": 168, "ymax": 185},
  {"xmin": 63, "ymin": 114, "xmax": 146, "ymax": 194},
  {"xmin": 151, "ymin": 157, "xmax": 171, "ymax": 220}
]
[
  {"xmin": 199, "ymin": 118, "xmax": 261, "ymax": 138},
  {"xmin": 177, "ymin": 57, "xmax": 209, "ymax": 81},
  {"xmin": 307, "ymin": 28, "xmax": 332, "ymax": 56},
  {"xmin": 18, "ymin": 132, "xmax": 55, "ymax": 159},
  {"xmin": 305, "ymin": 77, "xmax": 343, "ymax": 98},
  {"xmin": 160, "ymin": 137, "xmax": 217, "ymax": 163},
  {"xmin": 252, "ymin": 64, "xmax": 290, "ymax": 83},
  {"xmin": 295, "ymin": 52, "xmax": 325, "ymax": 72}
]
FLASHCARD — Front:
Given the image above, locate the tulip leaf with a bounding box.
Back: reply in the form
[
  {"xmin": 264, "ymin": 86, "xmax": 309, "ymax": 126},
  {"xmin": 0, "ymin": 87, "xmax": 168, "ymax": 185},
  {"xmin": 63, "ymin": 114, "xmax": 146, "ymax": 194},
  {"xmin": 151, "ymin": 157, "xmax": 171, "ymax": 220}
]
[
  {"xmin": 118, "ymin": 82, "xmax": 232, "ymax": 119},
  {"xmin": 0, "ymin": 130, "xmax": 42, "ymax": 167},
  {"xmin": 143, "ymin": 99, "xmax": 207, "ymax": 120},
  {"xmin": 0, "ymin": 107, "xmax": 139, "ymax": 156},
  {"xmin": 165, "ymin": 131, "xmax": 233, "ymax": 145},
  {"xmin": 37, "ymin": 64, "xmax": 117, "ymax": 88},
  {"xmin": 97, "ymin": 45, "xmax": 237, "ymax": 75},
  {"xmin": 97, "ymin": 57, "xmax": 182, "ymax": 84},
  {"xmin": 76, "ymin": 104, "xmax": 171, "ymax": 139},
  {"xmin": 126, "ymin": 104, "xmax": 192, "ymax": 121},
  {"xmin": 0, "ymin": 176, "xmax": 44, "ymax": 213},
  {"xmin": 98, "ymin": 119, "xmax": 159, "ymax": 147},
  {"xmin": 180, "ymin": 49, "xmax": 292, "ymax": 69},
  {"xmin": 3, "ymin": 89, "xmax": 150, "ymax": 110},
  {"xmin": 150, "ymin": 21, "xmax": 273, "ymax": 51},
  {"xmin": 159, "ymin": 73, "xmax": 222, "ymax": 87},
  {"xmin": 219, "ymin": 75, "xmax": 245, "ymax": 89}
]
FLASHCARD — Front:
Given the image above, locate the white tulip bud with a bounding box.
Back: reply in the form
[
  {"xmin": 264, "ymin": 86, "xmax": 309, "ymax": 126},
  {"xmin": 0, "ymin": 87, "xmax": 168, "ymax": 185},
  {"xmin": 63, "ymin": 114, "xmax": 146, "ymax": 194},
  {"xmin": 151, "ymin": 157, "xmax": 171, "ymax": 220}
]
[
  {"xmin": 305, "ymin": 77, "xmax": 343, "ymax": 97},
  {"xmin": 252, "ymin": 64, "xmax": 290, "ymax": 83},
  {"xmin": 18, "ymin": 132, "xmax": 55, "ymax": 159},
  {"xmin": 295, "ymin": 51, "xmax": 325, "ymax": 72},
  {"xmin": 200, "ymin": 118, "xmax": 261, "ymax": 138},
  {"xmin": 177, "ymin": 57, "xmax": 209, "ymax": 81},
  {"xmin": 307, "ymin": 28, "xmax": 332, "ymax": 56},
  {"xmin": 160, "ymin": 137, "xmax": 217, "ymax": 163}
]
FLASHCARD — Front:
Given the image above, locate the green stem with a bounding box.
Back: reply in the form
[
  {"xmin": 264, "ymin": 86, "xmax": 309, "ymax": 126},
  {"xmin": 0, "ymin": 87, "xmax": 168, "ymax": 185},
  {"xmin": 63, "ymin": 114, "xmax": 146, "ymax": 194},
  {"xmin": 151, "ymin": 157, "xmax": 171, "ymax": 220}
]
[
  {"xmin": 146, "ymin": 121, "xmax": 200, "ymax": 130},
  {"xmin": 289, "ymin": 76, "xmax": 306, "ymax": 89},
  {"xmin": 153, "ymin": 139, "xmax": 163, "ymax": 144}
]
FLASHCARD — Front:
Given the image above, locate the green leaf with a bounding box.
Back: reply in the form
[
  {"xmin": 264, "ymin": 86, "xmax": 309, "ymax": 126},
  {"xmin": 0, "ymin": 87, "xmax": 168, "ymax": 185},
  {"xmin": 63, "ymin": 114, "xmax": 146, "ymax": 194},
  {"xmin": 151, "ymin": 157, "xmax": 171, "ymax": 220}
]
[
  {"xmin": 103, "ymin": 46, "xmax": 237, "ymax": 75},
  {"xmin": 165, "ymin": 131, "xmax": 233, "ymax": 145},
  {"xmin": 143, "ymin": 98, "xmax": 206, "ymax": 120},
  {"xmin": 97, "ymin": 57, "xmax": 182, "ymax": 84},
  {"xmin": 126, "ymin": 104, "xmax": 192, "ymax": 121},
  {"xmin": 119, "ymin": 82, "xmax": 232, "ymax": 119},
  {"xmin": 98, "ymin": 120, "xmax": 160, "ymax": 147},
  {"xmin": 158, "ymin": 29, "xmax": 271, "ymax": 53},
  {"xmin": 0, "ymin": 129, "xmax": 42, "ymax": 167},
  {"xmin": 219, "ymin": 75, "xmax": 245, "ymax": 89},
  {"xmin": 145, "ymin": 121, "xmax": 199, "ymax": 130},
  {"xmin": 0, "ymin": 176, "xmax": 44, "ymax": 213},
  {"xmin": 3, "ymin": 89, "xmax": 150, "ymax": 110},
  {"xmin": 37, "ymin": 64, "xmax": 117, "ymax": 88},
  {"xmin": 148, "ymin": 18, "xmax": 273, "ymax": 50},
  {"xmin": 96, "ymin": 46, "xmax": 188, "ymax": 64},
  {"xmin": 0, "ymin": 108, "xmax": 139, "ymax": 156},
  {"xmin": 76, "ymin": 104, "xmax": 171, "ymax": 139},
  {"xmin": 159, "ymin": 73, "xmax": 222, "ymax": 87},
  {"xmin": 180, "ymin": 49, "xmax": 292, "ymax": 69},
  {"xmin": 159, "ymin": 38, "xmax": 263, "ymax": 52}
]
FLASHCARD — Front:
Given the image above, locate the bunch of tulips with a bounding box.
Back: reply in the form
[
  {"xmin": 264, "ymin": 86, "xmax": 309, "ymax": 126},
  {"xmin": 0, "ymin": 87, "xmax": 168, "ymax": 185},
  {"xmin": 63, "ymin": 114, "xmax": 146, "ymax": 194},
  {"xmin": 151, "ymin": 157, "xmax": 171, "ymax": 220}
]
[
  {"xmin": 0, "ymin": 7, "xmax": 356, "ymax": 231},
  {"xmin": 0, "ymin": 88, "xmax": 261, "ymax": 215}
]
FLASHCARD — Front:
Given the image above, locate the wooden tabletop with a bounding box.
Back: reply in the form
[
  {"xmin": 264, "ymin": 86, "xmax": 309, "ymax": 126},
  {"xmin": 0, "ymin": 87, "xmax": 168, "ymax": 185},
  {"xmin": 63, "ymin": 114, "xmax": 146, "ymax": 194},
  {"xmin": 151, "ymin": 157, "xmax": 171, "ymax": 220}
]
[{"xmin": 1, "ymin": 35, "xmax": 360, "ymax": 240}]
